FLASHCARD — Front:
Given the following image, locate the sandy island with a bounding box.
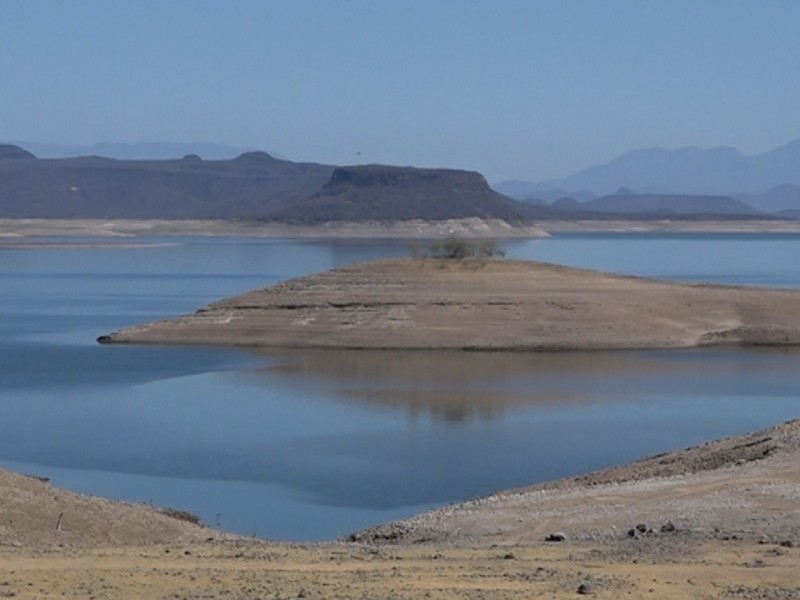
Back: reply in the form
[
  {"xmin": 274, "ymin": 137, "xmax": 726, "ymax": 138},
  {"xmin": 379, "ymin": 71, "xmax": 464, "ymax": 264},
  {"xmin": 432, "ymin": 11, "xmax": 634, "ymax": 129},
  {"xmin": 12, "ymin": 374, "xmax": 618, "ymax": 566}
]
[{"xmin": 99, "ymin": 257, "xmax": 800, "ymax": 351}]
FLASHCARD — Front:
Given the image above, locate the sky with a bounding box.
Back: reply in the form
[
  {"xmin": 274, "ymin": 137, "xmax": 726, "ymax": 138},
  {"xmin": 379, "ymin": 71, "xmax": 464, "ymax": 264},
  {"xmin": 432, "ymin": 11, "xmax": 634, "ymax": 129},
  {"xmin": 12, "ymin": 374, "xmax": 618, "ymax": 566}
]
[{"xmin": 2, "ymin": 1, "xmax": 799, "ymax": 182}]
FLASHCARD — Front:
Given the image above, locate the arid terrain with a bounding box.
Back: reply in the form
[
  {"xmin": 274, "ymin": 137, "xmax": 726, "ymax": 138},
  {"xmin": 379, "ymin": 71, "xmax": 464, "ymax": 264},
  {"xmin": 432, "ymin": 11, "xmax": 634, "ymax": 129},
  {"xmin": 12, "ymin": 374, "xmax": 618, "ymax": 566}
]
[
  {"xmin": 4, "ymin": 218, "xmax": 800, "ymax": 242},
  {"xmin": 4, "ymin": 220, "xmax": 800, "ymax": 597},
  {"xmin": 0, "ymin": 217, "xmax": 549, "ymax": 242},
  {"xmin": 1, "ymin": 419, "xmax": 799, "ymax": 599},
  {"xmin": 100, "ymin": 256, "xmax": 800, "ymax": 351}
]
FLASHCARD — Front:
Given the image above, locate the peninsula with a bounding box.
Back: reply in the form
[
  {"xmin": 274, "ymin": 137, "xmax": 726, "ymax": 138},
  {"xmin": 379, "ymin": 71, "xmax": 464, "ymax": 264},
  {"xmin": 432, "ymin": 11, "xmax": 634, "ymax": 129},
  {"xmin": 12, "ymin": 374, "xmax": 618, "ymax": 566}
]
[{"xmin": 99, "ymin": 257, "xmax": 800, "ymax": 350}]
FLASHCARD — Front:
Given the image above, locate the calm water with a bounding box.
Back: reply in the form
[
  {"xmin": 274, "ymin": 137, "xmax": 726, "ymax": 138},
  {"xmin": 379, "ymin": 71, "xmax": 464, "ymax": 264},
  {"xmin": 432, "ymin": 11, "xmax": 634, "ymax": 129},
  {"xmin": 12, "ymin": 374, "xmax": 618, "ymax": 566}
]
[{"xmin": 1, "ymin": 233, "xmax": 800, "ymax": 540}]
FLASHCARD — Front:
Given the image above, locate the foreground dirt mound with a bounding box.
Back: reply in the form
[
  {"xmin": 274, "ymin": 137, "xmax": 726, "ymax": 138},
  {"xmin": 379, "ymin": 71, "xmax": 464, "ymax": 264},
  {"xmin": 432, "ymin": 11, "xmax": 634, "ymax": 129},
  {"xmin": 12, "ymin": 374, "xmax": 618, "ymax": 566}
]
[
  {"xmin": 100, "ymin": 257, "xmax": 800, "ymax": 350},
  {"xmin": 0, "ymin": 468, "xmax": 232, "ymax": 549},
  {"xmin": 353, "ymin": 419, "xmax": 800, "ymax": 546}
]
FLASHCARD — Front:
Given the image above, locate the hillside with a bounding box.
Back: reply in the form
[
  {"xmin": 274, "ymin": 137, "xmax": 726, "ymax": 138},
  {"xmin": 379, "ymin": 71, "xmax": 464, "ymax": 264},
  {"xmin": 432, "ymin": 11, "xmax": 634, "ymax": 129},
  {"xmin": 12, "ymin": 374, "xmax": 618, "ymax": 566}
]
[
  {"xmin": 494, "ymin": 137, "xmax": 800, "ymax": 213},
  {"xmin": 564, "ymin": 192, "xmax": 762, "ymax": 217},
  {"xmin": 99, "ymin": 257, "xmax": 800, "ymax": 350},
  {"xmin": 0, "ymin": 146, "xmax": 333, "ymax": 219},
  {"xmin": 269, "ymin": 165, "xmax": 548, "ymax": 222}
]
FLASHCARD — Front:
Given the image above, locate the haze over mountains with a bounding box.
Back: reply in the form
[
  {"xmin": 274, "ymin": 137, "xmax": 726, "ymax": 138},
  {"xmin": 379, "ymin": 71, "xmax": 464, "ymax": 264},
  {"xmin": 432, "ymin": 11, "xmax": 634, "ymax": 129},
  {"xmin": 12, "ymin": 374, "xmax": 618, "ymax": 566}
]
[
  {"xmin": 495, "ymin": 138, "xmax": 800, "ymax": 214},
  {"xmin": 0, "ymin": 143, "xmax": 548, "ymax": 222},
  {"xmin": 1, "ymin": 139, "xmax": 799, "ymax": 221},
  {"xmin": 2, "ymin": 141, "xmax": 257, "ymax": 161}
]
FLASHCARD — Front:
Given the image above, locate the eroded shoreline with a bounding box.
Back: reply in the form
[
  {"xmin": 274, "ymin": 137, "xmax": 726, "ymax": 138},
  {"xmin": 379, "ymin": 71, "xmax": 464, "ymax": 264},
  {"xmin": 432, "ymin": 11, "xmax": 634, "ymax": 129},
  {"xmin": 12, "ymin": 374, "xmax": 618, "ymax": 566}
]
[
  {"xmin": 99, "ymin": 257, "xmax": 800, "ymax": 351},
  {"xmin": 3, "ymin": 217, "xmax": 800, "ymax": 245}
]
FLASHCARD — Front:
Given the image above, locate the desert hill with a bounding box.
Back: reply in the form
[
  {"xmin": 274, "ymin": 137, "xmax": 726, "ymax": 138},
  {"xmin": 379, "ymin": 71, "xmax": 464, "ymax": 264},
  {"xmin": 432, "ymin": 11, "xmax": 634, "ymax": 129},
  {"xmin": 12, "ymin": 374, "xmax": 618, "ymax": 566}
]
[
  {"xmin": 0, "ymin": 467, "xmax": 231, "ymax": 549},
  {"xmin": 269, "ymin": 165, "xmax": 551, "ymax": 222},
  {"xmin": 494, "ymin": 137, "xmax": 800, "ymax": 213},
  {"xmin": 0, "ymin": 143, "xmax": 36, "ymax": 160},
  {"xmin": 556, "ymin": 191, "xmax": 761, "ymax": 217},
  {"xmin": 99, "ymin": 257, "xmax": 800, "ymax": 350},
  {"xmin": 0, "ymin": 146, "xmax": 333, "ymax": 219}
]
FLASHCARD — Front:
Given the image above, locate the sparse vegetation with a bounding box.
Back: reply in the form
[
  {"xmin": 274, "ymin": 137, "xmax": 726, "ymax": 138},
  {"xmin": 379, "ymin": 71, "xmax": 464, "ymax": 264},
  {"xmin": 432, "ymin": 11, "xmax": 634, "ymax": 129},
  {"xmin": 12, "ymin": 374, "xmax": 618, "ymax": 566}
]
[{"xmin": 413, "ymin": 235, "xmax": 506, "ymax": 260}]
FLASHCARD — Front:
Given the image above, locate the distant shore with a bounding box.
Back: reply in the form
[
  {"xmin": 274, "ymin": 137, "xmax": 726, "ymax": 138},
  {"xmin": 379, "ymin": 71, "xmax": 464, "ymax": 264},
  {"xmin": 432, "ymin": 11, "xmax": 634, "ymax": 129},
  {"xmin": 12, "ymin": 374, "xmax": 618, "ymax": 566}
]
[
  {"xmin": 541, "ymin": 218, "xmax": 800, "ymax": 233},
  {"xmin": 0, "ymin": 218, "xmax": 548, "ymax": 242},
  {"xmin": 2, "ymin": 218, "xmax": 800, "ymax": 244}
]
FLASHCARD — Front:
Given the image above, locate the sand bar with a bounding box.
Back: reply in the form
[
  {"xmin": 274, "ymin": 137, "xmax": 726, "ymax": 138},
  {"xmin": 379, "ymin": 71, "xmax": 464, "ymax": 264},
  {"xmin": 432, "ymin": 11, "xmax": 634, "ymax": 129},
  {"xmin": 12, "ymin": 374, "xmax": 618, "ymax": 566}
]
[{"xmin": 100, "ymin": 257, "xmax": 800, "ymax": 350}]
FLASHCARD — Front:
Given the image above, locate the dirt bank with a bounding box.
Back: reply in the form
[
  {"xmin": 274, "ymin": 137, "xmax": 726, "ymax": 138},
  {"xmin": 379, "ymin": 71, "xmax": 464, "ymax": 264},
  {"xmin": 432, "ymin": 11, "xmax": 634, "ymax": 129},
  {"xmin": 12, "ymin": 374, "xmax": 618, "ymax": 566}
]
[
  {"xmin": 2, "ymin": 420, "xmax": 799, "ymax": 599},
  {"xmin": 354, "ymin": 418, "xmax": 800, "ymax": 547},
  {"xmin": 99, "ymin": 257, "xmax": 800, "ymax": 350},
  {"xmin": 0, "ymin": 468, "xmax": 233, "ymax": 550}
]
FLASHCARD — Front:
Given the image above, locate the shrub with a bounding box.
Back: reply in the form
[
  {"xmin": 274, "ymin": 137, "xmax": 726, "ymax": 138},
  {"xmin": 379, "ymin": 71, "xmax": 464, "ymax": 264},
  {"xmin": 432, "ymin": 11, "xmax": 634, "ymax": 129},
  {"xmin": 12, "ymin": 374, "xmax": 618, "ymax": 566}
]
[{"xmin": 422, "ymin": 235, "xmax": 506, "ymax": 259}]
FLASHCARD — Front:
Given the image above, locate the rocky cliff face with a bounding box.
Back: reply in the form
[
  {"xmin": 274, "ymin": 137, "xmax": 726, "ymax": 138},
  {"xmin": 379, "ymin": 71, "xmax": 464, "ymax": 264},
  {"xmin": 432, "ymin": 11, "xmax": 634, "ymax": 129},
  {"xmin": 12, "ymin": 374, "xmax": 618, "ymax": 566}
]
[
  {"xmin": 326, "ymin": 165, "xmax": 492, "ymax": 190},
  {"xmin": 270, "ymin": 165, "xmax": 544, "ymax": 222}
]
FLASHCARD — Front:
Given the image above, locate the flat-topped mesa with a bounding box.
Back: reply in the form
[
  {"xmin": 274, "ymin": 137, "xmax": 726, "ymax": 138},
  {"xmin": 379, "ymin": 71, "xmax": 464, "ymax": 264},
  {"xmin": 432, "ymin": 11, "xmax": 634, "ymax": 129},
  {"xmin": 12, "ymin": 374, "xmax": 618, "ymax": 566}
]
[
  {"xmin": 269, "ymin": 165, "xmax": 536, "ymax": 222},
  {"xmin": 98, "ymin": 258, "xmax": 800, "ymax": 350},
  {"xmin": 326, "ymin": 165, "xmax": 493, "ymax": 191}
]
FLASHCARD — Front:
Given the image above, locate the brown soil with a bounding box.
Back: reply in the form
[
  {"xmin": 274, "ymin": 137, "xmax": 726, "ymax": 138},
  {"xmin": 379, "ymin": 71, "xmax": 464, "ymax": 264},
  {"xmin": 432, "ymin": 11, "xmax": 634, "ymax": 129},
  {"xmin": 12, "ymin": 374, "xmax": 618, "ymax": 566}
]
[
  {"xmin": 0, "ymin": 469, "xmax": 233, "ymax": 550},
  {"xmin": 101, "ymin": 257, "xmax": 800, "ymax": 350}
]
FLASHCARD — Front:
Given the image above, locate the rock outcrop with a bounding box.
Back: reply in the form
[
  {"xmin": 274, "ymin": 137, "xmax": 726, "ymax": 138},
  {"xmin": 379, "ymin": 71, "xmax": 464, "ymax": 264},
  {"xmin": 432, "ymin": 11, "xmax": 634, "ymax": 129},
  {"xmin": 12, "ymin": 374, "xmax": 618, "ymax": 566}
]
[{"xmin": 268, "ymin": 165, "xmax": 549, "ymax": 222}]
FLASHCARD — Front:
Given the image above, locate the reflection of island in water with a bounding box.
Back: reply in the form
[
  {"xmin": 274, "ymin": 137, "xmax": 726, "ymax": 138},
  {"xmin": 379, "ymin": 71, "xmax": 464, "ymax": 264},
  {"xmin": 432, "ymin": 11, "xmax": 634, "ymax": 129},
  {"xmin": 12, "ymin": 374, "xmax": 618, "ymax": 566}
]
[{"xmin": 248, "ymin": 348, "xmax": 800, "ymax": 423}]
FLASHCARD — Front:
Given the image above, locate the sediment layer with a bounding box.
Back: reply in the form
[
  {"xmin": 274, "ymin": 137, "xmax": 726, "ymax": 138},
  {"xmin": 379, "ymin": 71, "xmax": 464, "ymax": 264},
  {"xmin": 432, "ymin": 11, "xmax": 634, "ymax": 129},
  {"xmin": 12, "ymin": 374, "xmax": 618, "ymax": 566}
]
[{"xmin": 99, "ymin": 257, "xmax": 800, "ymax": 350}]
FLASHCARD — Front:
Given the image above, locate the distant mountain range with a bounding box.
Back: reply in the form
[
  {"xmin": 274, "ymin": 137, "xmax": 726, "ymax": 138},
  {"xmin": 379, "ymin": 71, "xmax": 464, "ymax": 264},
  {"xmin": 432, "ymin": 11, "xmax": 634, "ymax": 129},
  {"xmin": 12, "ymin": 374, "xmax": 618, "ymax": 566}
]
[
  {"xmin": 0, "ymin": 141, "xmax": 262, "ymax": 161},
  {"xmin": 494, "ymin": 138, "xmax": 800, "ymax": 213},
  {"xmin": 1, "ymin": 141, "xmax": 797, "ymax": 222},
  {"xmin": 0, "ymin": 144, "xmax": 550, "ymax": 222},
  {"xmin": 0, "ymin": 145, "xmax": 332, "ymax": 219}
]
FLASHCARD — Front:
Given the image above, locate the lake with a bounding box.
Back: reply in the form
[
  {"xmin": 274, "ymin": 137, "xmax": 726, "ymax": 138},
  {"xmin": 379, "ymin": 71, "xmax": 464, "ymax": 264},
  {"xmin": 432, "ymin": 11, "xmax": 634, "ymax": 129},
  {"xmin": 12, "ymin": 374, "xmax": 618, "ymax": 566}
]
[{"xmin": 1, "ymin": 233, "xmax": 800, "ymax": 540}]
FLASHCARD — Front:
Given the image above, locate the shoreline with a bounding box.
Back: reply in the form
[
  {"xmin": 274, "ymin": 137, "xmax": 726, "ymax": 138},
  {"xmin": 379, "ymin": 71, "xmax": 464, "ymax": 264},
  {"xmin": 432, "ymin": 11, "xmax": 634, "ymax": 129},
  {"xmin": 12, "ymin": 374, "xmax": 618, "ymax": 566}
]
[
  {"xmin": 99, "ymin": 257, "xmax": 800, "ymax": 351},
  {"xmin": 2, "ymin": 217, "xmax": 800, "ymax": 244},
  {"xmin": 0, "ymin": 218, "xmax": 549, "ymax": 241},
  {"xmin": 1, "ymin": 418, "xmax": 799, "ymax": 598}
]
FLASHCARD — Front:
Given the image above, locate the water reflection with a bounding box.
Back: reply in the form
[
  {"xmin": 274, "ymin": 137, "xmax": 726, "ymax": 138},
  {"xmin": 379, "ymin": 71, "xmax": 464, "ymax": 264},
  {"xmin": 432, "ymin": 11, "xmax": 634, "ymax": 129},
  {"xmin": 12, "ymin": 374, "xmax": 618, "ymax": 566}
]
[{"xmin": 249, "ymin": 347, "xmax": 800, "ymax": 423}]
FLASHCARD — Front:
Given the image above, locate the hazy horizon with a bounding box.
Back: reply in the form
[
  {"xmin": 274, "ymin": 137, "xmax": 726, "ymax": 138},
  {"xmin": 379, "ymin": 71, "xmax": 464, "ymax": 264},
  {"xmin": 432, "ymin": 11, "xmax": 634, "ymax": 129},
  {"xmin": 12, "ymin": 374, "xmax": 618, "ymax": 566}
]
[{"xmin": 2, "ymin": 1, "xmax": 799, "ymax": 182}]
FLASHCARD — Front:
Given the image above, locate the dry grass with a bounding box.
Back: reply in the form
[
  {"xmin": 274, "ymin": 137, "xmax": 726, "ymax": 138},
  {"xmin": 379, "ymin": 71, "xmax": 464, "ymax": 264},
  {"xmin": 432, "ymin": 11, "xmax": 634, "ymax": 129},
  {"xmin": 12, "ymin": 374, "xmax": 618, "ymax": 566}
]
[{"xmin": 0, "ymin": 539, "xmax": 798, "ymax": 599}]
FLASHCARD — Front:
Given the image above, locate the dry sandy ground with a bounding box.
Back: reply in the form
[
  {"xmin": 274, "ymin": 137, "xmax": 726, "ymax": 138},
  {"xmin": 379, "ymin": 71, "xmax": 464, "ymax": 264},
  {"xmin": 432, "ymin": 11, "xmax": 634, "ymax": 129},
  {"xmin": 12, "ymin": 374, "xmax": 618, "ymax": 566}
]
[
  {"xmin": 541, "ymin": 219, "xmax": 800, "ymax": 233},
  {"xmin": 2, "ymin": 539, "xmax": 799, "ymax": 600},
  {"xmin": 356, "ymin": 419, "xmax": 800, "ymax": 547},
  {"xmin": 101, "ymin": 257, "xmax": 800, "ymax": 350},
  {"xmin": 2, "ymin": 421, "xmax": 800, "ymax": 599},
  {"xmin": 3, "ymin": 218, "xmax": 800, "ymax": 241},
  {"xmin": 0, "ymin": 218, "xmax": 548, "ymax": 241}
]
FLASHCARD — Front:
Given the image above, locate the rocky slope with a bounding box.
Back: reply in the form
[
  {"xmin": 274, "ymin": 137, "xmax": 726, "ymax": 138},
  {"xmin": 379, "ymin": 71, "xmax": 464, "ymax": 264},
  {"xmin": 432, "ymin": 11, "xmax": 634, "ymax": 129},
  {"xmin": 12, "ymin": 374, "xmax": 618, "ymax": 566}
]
[
  {"xmin": 354, "ymin": 418, "xmax": 800, "ymax": 546},
  {"xmin": 0, "ymin": 468, "xmax": 232, "ymax": 550}
]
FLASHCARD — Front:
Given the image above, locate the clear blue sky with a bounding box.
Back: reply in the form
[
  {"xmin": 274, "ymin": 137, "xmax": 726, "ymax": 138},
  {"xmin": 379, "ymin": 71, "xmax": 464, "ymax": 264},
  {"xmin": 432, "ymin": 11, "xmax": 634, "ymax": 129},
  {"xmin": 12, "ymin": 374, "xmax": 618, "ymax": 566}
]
[{"xmin": 2, "ymin": 1, "xmax": 799, "ymax": 182}]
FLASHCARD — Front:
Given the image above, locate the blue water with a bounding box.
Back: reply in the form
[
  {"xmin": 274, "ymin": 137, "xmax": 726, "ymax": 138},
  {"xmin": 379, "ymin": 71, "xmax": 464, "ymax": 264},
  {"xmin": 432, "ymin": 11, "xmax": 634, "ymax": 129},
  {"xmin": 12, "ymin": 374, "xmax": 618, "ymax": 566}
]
[{"xmin": 1, "ymin": 233, "xmax": 799, "ymax": 540}]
